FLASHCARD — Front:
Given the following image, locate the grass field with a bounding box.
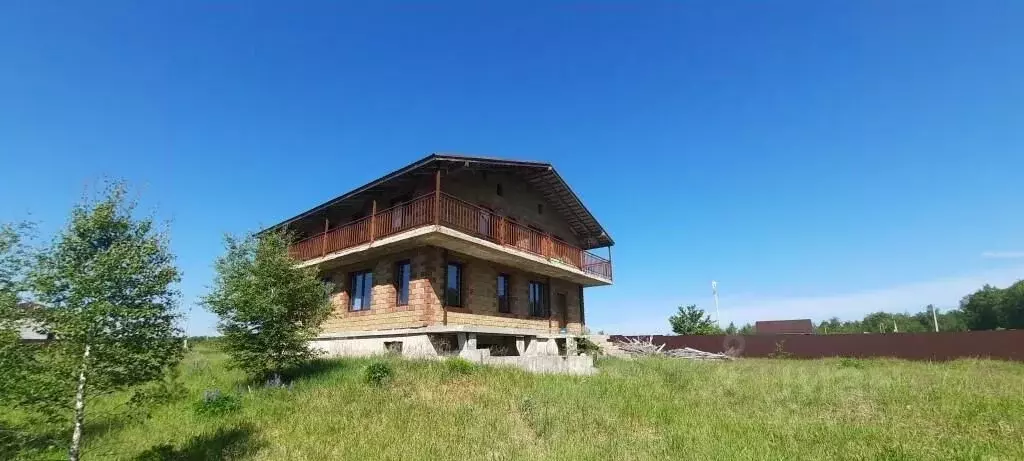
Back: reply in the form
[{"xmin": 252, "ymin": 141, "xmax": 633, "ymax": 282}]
[{"xmin": 7, "ymin": 344, "xmax": 1024, "ymax": 460}]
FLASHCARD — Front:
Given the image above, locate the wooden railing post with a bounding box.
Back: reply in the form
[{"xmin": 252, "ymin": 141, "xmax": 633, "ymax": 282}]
[
  {"xmin": 374, "ymin": 201, "xmax": 379, "ymax": 239},
  {"xmin": 434, "ymin": 169, "xmax": 441, "ymax": 225},
  {"xmin": 321, "ymin": 218, "xmax": 329, "ymax": 257},
  {"xmin": 497, "ymin": 216, "xmax": 505, "ymax": 244}
]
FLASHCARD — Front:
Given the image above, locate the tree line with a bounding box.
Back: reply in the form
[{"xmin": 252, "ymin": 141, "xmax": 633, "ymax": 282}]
[
  {"xmin": 1, "ymin": 182, "xmax": 332, "ymax": 460},
  {"xmin": 669, "ymin": 281, "xmax": 1024, "ymax": 336}
]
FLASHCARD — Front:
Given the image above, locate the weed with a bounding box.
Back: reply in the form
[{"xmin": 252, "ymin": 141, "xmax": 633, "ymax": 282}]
[
  {"xmin": 193, "ymin": 390, "xmax": 241, "ymax": 417},
  {"xmin": 364, "ymin": 361, "xmax": 393, "ymax": 386},
  {"xmin": 839, "ymin": 357, "xmax": 867, "ymax": 369},
  {"xmin": 444, "ymin": 357, "xmax": 478, "ymax": 377}
]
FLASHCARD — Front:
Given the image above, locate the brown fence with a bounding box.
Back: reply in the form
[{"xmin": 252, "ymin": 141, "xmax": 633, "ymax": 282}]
[{"xmin": 611, "ymin": 330, "xmax": 1024, "ymax": 361}]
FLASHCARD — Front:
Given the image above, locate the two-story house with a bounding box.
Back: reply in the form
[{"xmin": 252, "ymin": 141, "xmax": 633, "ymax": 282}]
[{"xmin": 264, "ymin": 154, "xmax": 613, "ymax": 358}]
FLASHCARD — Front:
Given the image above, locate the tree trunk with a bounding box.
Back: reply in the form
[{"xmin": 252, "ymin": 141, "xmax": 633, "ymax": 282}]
[{"xmin": 68, "ymin": 344, "xmax": 90, "ymax": 461}]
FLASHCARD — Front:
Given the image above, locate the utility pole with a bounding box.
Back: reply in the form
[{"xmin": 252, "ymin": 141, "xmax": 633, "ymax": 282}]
[
  {"xmin": 932, "ymin": 305, "xmax": 940, "ymax": 332},
  {"xmin": 711, "ymin": 280, "xmax": 720, "ymax": 328}
]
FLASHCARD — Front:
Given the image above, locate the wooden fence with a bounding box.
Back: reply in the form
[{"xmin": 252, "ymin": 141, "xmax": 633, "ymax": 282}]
[{"xmin": 611, "ymin": 330, "xmax": 1024, "ymax": 361}]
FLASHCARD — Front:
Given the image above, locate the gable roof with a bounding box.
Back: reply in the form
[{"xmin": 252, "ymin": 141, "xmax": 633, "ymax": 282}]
[{"xmin": 264, "ymin": 153, "xmax": 614, "ymax": 249}]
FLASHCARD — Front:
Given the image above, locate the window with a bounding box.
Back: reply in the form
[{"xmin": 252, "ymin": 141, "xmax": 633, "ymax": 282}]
[
  {"xmin": 528, "ymin": 281, "xmax": 548, "ymax": 317},
  {"xmin": 445, "ymin": 262, "xmax": 463, "ymax": 307},
  {"xmin": 537, "ymin": 203, "xmax": 543, "ymax": 214},
  {"xmin": 349, "ymin": 270, "xmax": 373, "ymax": 311},
  {"xmin": 394, "ymin": 260, "xmax": 411, "ymax": 306},
  {"xmin": 497, "ymin": 274, "xmax": 510, "ymax": 313},
  {"xmin": 496, "ymin": 183, "xmax": 503, "ymax": 196}
]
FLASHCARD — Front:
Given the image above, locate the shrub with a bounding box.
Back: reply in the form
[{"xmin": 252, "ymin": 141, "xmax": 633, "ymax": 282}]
[
  {"xmin": 193, "ymin": 389, "xmax": 241, "ymax": 417},
  {"xmin": 768, "ymin": 340, "xmax": 792, "ymax": 359},
  {"xmin": 364, "ymin": 361, "xmax": 393, "ymax": 386},
  {"xmin": 575, "ymin": 337, "xmax": 603, "ymax": 356},
  {"xmin": 444, "ymin": 357, "xmax": 478, "ymax": 377},
  {"xmin": 838, "ymin": 357, "xmax": 867, "ymax": 369}
]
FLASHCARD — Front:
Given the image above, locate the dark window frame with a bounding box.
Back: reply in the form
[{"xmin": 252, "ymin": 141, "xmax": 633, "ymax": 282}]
[
  {"xmin": 528, "ymin": 280, "xmax": 549, "ymax": 318},
  {"xmin": 349, "ymin": 269, "xmax": 374, "ymax": 311},
  {"xmin": 394, "ymin": 260, "xmax": 411, "ymax": 306},
  {"xmin": 497, "ymin": 273, "xmax": 511, "ymax": 313},
  {"xmin": 445, "ymin": 262, "xmax": 463, "ymax": 307},
  {"xmin": 496, "ymin": 183, "xmax": 503, "ymax": 196}
]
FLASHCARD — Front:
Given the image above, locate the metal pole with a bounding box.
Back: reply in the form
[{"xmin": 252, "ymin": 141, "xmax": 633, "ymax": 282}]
[
  {"xmin": 712, "ymin": 280, "xmax": 720, "ymax": 328},
  {"xmin": 932, "ymin": 305, "xmax": 939, "ymax": 332}
]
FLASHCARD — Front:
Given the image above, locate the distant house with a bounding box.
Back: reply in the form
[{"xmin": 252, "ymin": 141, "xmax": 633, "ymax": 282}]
[
  {"xmin": 16, "ymin": 302, "xmax": 50, "ymax": 343},
  {"xmin": 755, "ymin": 319, "xmax": 814, "ymax": 335}
]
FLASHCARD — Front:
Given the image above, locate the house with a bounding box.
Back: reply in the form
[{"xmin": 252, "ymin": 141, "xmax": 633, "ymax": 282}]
[
  {"xmin": 265, "ymin": 154, "xmax": 613, "ymax": 359},
  {"xmin": 15, "ymin": 302, "xmax": 50, "ymax": 343},
  {"xmin": 755, "ymin": 319, "xmax": 814, "ymax": 335}
]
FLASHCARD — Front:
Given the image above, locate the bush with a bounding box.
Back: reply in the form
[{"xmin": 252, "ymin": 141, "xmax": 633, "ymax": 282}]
[
  {"xmin": 768, "ymin": 340, "xmax": 792, "ymax": 359},
  {"xmin": 193, "ymin": 389, "xmax": 241, "ymax": 417},
  {"xmin": 838, "ymin": 357, "xmax": 867, "ymax": 369},
  {"xmin": 575, "ymin": 337, "xmax": 603, "ymax": 356},
  {"xmin": 444, "ymin": 357, "xmax": 478, "ymax": 377},
  {"xmin": 364, "ymin": 361, "xmax": 393, "ymax": 386}
]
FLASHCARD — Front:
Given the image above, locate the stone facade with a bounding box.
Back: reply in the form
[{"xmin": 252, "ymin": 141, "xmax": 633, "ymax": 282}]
[{"xmin": 318, "ymin": 246, "xmax": 584, "ymax": 335}]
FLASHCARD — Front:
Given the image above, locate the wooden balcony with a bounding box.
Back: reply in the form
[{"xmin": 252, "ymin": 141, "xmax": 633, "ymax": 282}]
[{"xmin": 288, "ymin": 192, "xmax": 612, "ymax": 281}]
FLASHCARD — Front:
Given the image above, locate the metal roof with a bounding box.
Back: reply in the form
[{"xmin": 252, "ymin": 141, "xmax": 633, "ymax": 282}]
[{"xmin": 264, "ymin": 153, "xmax": 614, "ymax": 249}]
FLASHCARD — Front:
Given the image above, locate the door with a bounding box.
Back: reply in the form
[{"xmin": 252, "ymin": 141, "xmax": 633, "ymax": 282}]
[
  {"xmin": 556, "ymin": 293, "xmax": 568, "ymax": 330},
  {"xmin": 477, "ymin": 205, "xmax": 493, "ymax": 239},
  {"xmin": 390, "ymin": 195, "xmax": 411, "ymax": 232}
]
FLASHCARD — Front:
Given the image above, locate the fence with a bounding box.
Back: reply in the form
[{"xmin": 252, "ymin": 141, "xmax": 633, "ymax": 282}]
[{"xmin": 610, "ymin": 330, "xmax": 1024, "ymax": 361}]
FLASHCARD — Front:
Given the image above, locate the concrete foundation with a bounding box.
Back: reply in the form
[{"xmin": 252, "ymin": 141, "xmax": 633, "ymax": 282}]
[
  {"xmin": 480, "ymin": 355, "xmax": 596, "ymax": 375},
  {"xmin": 312, "ymin": 326, "xmax": 593, "ymax": 374}
]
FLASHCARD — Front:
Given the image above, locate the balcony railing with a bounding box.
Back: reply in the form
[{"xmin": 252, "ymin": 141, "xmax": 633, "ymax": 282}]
[{"xmin": 288, "ymin": 192, "xmax": 612, "ymax": 280}]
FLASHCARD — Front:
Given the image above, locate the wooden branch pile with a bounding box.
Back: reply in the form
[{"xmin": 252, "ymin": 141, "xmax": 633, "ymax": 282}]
[{"xmin": 613, "ymin": 337, "xmax": 733, "ymax": 361}]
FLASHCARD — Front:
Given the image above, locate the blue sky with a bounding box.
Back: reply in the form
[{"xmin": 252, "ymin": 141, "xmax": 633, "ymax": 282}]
[{"xmin": 2, "ymin": 1, "xmax": 1022, "ymax": 335}]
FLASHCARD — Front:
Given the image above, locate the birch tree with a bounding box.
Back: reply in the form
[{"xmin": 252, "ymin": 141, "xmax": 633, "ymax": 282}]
[
  {"xmin": 204, "ymin": 231, "xmax": 332, "ymax": 382},
  {"xmin": 30, "ymin": 184, "xmax": 183, "ymax": 461}
]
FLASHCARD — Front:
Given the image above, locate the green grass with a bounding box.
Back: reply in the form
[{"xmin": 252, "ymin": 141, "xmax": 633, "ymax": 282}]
[{"xmin": 10, "ymin": 344, "xmax": 1024, "ymax": 460}]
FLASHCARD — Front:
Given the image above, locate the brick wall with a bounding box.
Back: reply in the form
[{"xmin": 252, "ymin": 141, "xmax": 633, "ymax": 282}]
[
  {"xmin": 442, "ymin": 250, "xmax": 584, "ymax": 334},
  {"xmin": 320, "ymin": 247, "xmax": 444, "ymax": 333},
  {"xmin": 319, "ymin": 246, "xmax": 584, "ymax": 335}
]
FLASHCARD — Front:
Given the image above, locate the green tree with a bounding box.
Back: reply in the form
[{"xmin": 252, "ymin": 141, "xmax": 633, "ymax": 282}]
[
  {"xmin": 0, "ymin": 222, "xmax": 35, "ymax": 408},
  {"xmin": 724, "ymin": 321, "xmax": 737, "ymax": 335},
  {"xmin": 668, "ymin": 304, "xmax": 721, "ymax": 335},
  {"xmin": 30, "ymin": 184, "xmax": 183, "ymax": 461},
  {"xmin": 960, "ymin": 285, "xmax": 1007, "ymax": 330},
  {"xmin": 204, "ymin": 231, "xmax": 333, "ymax": 382},
  {"xmin": 1001, "ymin": 281, "xmax": 1024, "ymax": 329},
  {"xmin": 738, "ymin": 323, "xmax": 755, "ymax": 335}
]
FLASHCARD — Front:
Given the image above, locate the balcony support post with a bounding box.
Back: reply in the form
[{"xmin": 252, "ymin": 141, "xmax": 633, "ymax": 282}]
[
  {"xmin": 321, "ymin": 218, "xmax": 329, "ymax": 257},
  {"xmin": 433, "ymin": 169, "xmax": 441, "ymax": 225},
  {"xmin": 497, "ymin": 215, "xmax": 505, "ymax": 245},
  {"xmin": 369, "ymin": 200, "xmax": 377, "ymax": 243}
]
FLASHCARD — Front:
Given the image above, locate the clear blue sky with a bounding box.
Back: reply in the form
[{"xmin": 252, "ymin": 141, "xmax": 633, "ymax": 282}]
[{"xmin": 2, "ymin": 1, "xmax": 1023, "ymax": 335}]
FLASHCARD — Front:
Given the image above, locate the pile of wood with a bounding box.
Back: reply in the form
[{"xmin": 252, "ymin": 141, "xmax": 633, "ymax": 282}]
[
  {"xmin": 613, "ymin": 337, "xmax": 733, "ymax": 361},
  {"xmin": 665, "ymin": 347, "xmax": 733, "ymax": 361}
]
